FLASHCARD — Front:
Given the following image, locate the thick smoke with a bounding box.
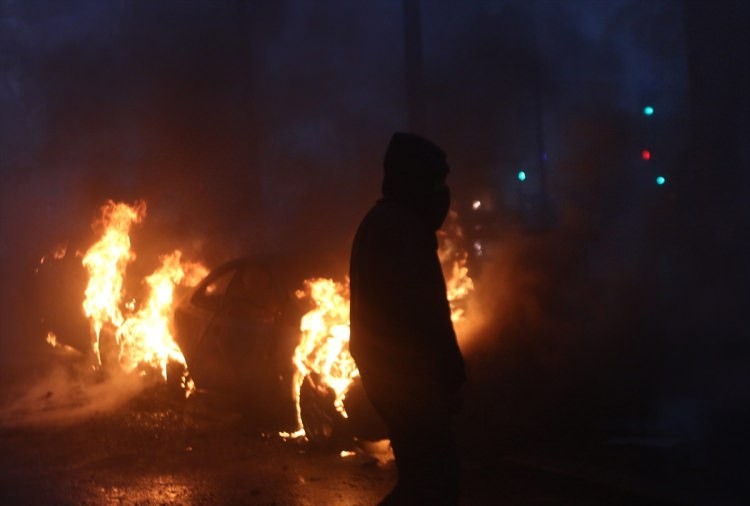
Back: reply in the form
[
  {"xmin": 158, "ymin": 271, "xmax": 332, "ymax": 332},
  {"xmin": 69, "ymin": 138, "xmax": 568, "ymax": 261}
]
[
  {"xmin": 0, "ymin": 1, "xmax": 402, "ymax": 358},
  {"xmin": 0, "ymin": 351, "xmax": 149, "ymax": 427},
  {"xmin": 0, "ymin": 1, "xmax": 744, "ymax": 475}
]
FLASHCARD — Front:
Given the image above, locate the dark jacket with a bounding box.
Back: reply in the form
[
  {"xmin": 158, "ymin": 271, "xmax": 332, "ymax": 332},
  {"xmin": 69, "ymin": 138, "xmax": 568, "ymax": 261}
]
[{"xmin": 349, "ymin": 197, "xmax": 466, "ymax": 408}]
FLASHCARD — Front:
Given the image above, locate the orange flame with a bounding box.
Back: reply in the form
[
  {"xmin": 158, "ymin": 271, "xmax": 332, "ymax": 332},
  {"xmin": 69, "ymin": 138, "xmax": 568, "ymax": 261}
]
[
  {"xmin": 290, "ymin": 278, "xmax": 357, "ymax": 434},
  {"xmin": 115, "ymin": 250, "xmax": 207, "ymax": 379},
  {"xmin": 46, "ymin": 332, "xmax": 79, "ymax": 354},
  {"xmin": 82, "ymin": 200, "xmax": 146, "ymax": 364},
  {"xmin": 79, "ymin": 200, "xmax": 206, "ymax": 392},
  {"xmin": 438, "ymin": 211, "xmax": 475, "ymax": 323}
]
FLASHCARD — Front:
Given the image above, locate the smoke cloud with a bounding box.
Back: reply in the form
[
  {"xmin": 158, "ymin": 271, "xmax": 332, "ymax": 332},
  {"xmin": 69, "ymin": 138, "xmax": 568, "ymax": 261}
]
[
  {"xmin": 0, "ymin": 350, "xmax": 148, "ymax": 427},
  {"xmin": 1, "ymin": 1, "xmax": 744, "ymax": 471}
]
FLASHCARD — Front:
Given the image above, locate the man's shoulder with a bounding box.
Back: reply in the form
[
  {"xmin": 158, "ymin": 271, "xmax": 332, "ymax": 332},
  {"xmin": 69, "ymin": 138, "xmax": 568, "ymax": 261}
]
[
  {"xmin": 354, "ymin": 199, "xmax": 433, "ymax": 256},
  {"xmin": 359, "ymin": 199, "xmax": 420, "ymax": 232}
]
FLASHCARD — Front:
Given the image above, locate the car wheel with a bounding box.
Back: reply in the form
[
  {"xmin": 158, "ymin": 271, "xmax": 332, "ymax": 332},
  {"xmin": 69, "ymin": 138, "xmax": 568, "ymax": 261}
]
[{"xmin": 299, "ymin": 373, "xmax": 348, "ymax": 448}]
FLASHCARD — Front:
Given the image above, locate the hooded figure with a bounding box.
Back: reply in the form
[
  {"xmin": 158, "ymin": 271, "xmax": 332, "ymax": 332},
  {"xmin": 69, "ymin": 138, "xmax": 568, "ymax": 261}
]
[{"xmin": 350, "ymin": 132, "xmax": 465, "ymax": 505}]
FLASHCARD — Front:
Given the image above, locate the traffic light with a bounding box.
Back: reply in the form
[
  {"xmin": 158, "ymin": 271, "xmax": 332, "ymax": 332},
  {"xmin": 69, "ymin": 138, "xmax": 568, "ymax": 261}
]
[
  {"xmin": 656, "ymin": 176, "xmax": 666, "ymax": 185},
  {"xmin": 517, "ymin": 170, "xmax": 526, "ymax": 182},
  {"xmin": 643, "ymin": 106, "xmax": 654, "ymax": 116}
]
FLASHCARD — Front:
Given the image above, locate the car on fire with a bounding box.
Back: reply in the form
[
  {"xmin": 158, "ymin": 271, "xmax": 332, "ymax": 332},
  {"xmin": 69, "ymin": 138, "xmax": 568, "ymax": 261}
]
[
  {"xmin": 172, "ymin": 256, "xmax": 386, "ymax": 446},
  {"xmin": 30, "ymin": 246, "xmax": 385, "ymax": 446}
]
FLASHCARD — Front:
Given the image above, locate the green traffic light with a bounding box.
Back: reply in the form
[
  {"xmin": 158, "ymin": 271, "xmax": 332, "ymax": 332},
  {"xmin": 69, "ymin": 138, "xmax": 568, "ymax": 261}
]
[
  {"xmin": 656, "ymin": 176, "xmax": 666, "ymax": 185},
  {"xmin": 517, "ymin": 171, "xmax": 526, "ymax": 182},
  {"xmin": 643, "ymin": 106, "xmax": 654, "ymax": 116}
]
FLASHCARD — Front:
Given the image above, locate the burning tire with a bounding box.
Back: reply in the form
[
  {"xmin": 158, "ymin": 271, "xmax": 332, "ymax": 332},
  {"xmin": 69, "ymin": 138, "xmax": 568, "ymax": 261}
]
[
  {"xmin": 299, "ymin": 373, "xmax": 348, "ymax": 448},
  {"xmin": 340, "ymin": 377, "xmax": 388, "ymax": 441}
]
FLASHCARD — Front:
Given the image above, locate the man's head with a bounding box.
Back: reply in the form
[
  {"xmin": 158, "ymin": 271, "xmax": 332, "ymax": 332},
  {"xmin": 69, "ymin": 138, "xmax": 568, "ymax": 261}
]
[
  {"xmin": 382, "ymin": 132, "xmax": 449, "ymax": 198},
  {"xmin": 381, "ymin": 132, "xmax": 452, "ymax": 230}
]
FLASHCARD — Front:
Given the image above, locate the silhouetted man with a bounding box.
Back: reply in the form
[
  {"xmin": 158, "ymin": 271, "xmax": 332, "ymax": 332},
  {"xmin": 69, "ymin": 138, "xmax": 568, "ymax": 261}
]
[{"xmin": 350, "ymin": 132, "xmax": 466, "ymax": 505}]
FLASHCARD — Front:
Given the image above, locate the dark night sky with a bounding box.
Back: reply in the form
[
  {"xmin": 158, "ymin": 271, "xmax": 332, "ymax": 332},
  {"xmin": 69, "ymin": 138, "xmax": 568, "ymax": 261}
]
[{"xmin": 1, "ymin": 0, "xmax": 748, "ymax": 475}]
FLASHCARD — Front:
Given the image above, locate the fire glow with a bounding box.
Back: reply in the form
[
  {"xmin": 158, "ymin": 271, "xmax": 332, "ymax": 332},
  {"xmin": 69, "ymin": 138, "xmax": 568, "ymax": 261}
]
[
  {"xmin": 290, "ymin": 278, "xmax": 356, "ymax": 435},
  {"xmin": 44, "ymin": 199, "xmax": 474, "ymax": 432},
  {"xmin": 82, "ymin": 201, "xmax": 146, "ymax": 364},
  {"xmin": 287, "ymin": 212, "xmax": 474, "ymax": 438},
  {"xmin": 113, "ymin": 250, "xmax": 207, "ymax": 379},
  {"xmin": 439, "ymin": 211, "xmax": 475, "ymax": 322},
  {"xmin": 78, "ymin": 200, "xmax": 206, "ymax": 388}
]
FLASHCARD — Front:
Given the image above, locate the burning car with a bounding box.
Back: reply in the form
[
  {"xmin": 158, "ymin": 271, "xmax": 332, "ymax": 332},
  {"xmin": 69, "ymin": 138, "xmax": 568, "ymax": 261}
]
[
  {"xmin": 172, "ymin": 256, "xmax": 387, "ymax": 445},
  {"xmin": 31, "ymin": 200, "xmax": 472, "ymax": 448}
]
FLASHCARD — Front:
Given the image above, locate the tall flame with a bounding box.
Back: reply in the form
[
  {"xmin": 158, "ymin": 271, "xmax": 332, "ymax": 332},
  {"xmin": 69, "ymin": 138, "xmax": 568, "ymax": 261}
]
[
  {"xmin": 291, "ymin": 278, "xmax": 357, "ymax": 431},
  {"xmin": 115, "ymin": 250, "xmax": 207, "ymax": 378},
  {"xmin": 80, "ymin": 200, "xmax": 206, "ymax": 387},
  {"xmin": 82, "ymin": 200, "xmax": 146, "ymax": 364}
]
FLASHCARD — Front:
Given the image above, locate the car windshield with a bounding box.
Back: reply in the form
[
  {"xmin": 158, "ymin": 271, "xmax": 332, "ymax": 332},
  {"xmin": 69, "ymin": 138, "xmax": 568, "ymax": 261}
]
[
  {"xmin": 226, "ymin": 265, "xmax": 282, "ymax": 315},
  {"xmin": 192, "ymin": 268, "xmax": 234, "ymax": 311}
]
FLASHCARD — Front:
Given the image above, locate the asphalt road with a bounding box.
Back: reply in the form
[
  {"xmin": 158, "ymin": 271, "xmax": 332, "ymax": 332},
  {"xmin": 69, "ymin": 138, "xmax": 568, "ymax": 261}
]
[
  {"xmin": 0, "ymin": 354, "xmax": 695, "ymax": 505},
  {"xmin": 0, "ymin": 381, "xmax": 396, "ymax": 506}
]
